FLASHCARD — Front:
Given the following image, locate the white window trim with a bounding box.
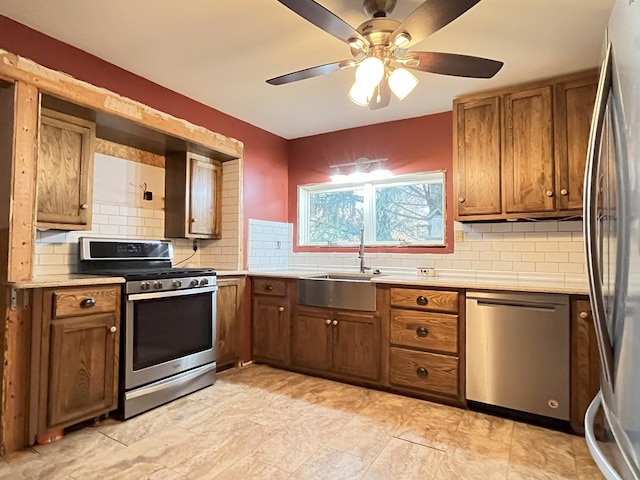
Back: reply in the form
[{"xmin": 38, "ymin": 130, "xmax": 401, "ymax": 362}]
[{"xmin": 298, "ymin": 171, "xmax": 446, "ymax": 247}]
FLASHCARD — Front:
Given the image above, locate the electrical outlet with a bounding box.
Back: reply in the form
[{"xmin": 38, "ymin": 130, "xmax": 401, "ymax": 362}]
[
  {"xmin": 275, "ymin": 241, "xmax": 282, "ymax": 249},
  {"xmin": 417, "ymin": 267, "xmax": 436, "ymax": 277},
  {"xmin": 455, "ymin": 230, "xmax": 464, "ymax": 243}
]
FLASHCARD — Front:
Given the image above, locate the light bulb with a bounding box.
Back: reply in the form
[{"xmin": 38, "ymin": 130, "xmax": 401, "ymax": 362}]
[
  {"xmin": 388, "ymin": 68, "xmax": 418, "ymax": 101},
  {"xmin": 355, "ymin": 57, "xmax": 384, "ymax": 89},
  {"xmin": 393, "ymin": 32, "xmax": 411, "ymax": 49}
]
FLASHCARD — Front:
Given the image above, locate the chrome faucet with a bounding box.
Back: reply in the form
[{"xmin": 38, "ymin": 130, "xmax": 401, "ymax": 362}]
[{"xmin": 359, "ymin": 227, "xmax": 370, "ymax": 273}]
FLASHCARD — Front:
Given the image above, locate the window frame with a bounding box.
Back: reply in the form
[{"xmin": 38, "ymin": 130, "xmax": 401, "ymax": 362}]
[{"xmin": 297, "ymin": 171, "xmax": 446, "ymax": 247}]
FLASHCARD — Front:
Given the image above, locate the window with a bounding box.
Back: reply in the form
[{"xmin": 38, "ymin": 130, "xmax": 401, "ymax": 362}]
[{"xmin": 298, "ymin": 171, "xmax": 445, "ymax": 246}]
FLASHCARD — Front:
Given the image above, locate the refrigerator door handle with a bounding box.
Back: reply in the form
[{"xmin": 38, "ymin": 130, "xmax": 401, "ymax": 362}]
[
  {"xmin": 585, "ymin": 391, "xmax": 623, "ymax": 480},
  {"xmin": 584, "ymin": 41, "xmax": 615, "ymax": 386}
]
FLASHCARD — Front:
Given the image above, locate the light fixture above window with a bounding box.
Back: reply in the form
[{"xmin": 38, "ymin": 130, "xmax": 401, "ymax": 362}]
[{"xmin": 329, "ymin": 157, "xmax": 392, "ymax": 183}]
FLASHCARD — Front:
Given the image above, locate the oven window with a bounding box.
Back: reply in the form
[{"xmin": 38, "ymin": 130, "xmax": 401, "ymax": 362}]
[{"xmin": 133, "ymin": 292, "xmax": 213, "ymax": 370}]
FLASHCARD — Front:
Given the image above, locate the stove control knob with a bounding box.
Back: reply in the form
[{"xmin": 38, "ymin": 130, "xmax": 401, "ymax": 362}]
[
  {"xmin": 140, "ymin": 282, "xmax": 151, "ymax": 291},
  {"xmin": 190, "ymin": 279, "xmax": 199, "ymax": 288},
  {"xmin": 172, "ymin": 280, "xmax": 182, "ymax": 288},
  {"xmin": 200, "ymin": 278, "xmax": 209, "ymax": 286},
  {"xmin": 154, "ymin": 281, "xmax": 163, "ymax": 290}
]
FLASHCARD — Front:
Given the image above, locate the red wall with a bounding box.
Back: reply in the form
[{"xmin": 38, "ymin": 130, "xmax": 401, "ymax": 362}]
[
  {"xmin": 0, "ymin": 15, "xmax": 289, "ymax": 243},
  {"xmin": 287, "ymin": 111, "xmax": 454, "ymax": 253}
]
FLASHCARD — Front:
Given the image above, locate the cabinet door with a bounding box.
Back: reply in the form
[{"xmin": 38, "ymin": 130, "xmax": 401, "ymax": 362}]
[
  {"xmin": 503, "ymin": 86, "xmax": 555, "ymax": 213},
  {"xmin": 37, "ymin": 109, "xmax": 95, "ymax": 229},
  {"xmin": 555, "ymin": 75, "xmax": 598, "ymax": 212},
  {"xmin": 216, "ymin": 278, "xmax": 244, "ymax": 368},
  {"xmin": 570, "ymin": 298, "xmax": 601, "ymax": 434},
  {"xmin": 189, "ymin": 157, "xmax": 222, "ymax": 238},
  {"xmin": 454, "ymin": 96, "xmax": 502, "ymax": 217},
  {"xmin": 332, "ymin": 312, "xmax": 379, "ymax": 381},
  {"xmin": 292, "ymin": 307, "xmax": 333, "ymax": 371},
  {"xmin": 252, "ymin": 296, "xmax": 289, "ymax": 365},
  {"xmin": 47, "ymin": 313, "xmax": 118, "ymax": 428}
]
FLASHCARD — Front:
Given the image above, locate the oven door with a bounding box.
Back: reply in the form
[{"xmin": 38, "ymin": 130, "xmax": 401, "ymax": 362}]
[{"xmin": 125, "ymin": 286, "xmax": 217, "ymax": 390}]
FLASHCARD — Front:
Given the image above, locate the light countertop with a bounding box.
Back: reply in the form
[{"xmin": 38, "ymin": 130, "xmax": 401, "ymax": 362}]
[
  {"xmin": 248, "ymin": 270, "xmax": 589, "ymax": 295},
  {"xmin": 7, "ymin": 274, "xmax": 125, "ymax": 289}
]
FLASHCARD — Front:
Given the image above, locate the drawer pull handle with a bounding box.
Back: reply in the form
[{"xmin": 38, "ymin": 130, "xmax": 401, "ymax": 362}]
[
  {"xmin": 80, "ymin": 298, "xmax": 96, "ymax": 308},
  {"xmin": 416, "ymin": 295, "xmax": 429, "ymax": 306},
  {"xmin": 416, "ymin": 367, "xmax": 429, "ymax": 379},
  {"xmin": 264, "ymin": 284, "xmax": 273, "ymax": 292},
  {"xmin": 416, "ymin": 327, "xmax": 429, "ymax": 338}
]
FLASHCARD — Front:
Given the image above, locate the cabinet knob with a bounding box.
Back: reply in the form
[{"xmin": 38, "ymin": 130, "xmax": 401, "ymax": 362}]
[
  {"xmin": 278, "ymin": 306, "xmax": 285, "ymax": 312},
  {"xmin": 325, "ymin": 319, "xmax": 331, "ymax": 325},
  {"xmin": 545, "ymin": 190, "xmax": 553, "ymax": 197},
  {"xmin": 416, "ymin": 327, "xmax": 429, "ymax": 338},
  {"xmin": 580, "ymin": 311, "xmax": 589, "ymax": 319},
  {"xmin": 80, "ymin": 203, "xmax": 88, "ymax": 210},
  {"xmin": 264, "ymin": 284, "xmax": 273, "ymax": 292},
  {"xmin": 109, "ymin": 326, "xmax": 117, "ymax": 333},
  {"xmin": 458, "ymin": 197, "xmax": 465, "ymax": 203},
  {"xmin": 80, "ymin": 297, "xmax": 96, "ymax": 308},
  {"xmin": 332, "ymin": 320, "xmax": 338, "ymax": 326},
  {"xmin": 416, "ymin": 295, "xmax": 429, "ymax": 306},
  {"xmin": 416, "ymin": 367, "xmax": 429, "ymax": 379},
  {"xmin": 560, "ymin": 188, "xmax": 568, "ymax": 196},
  {"xmin": 191, "ymin": 218, "xmax": 197, "ymax": 223}
]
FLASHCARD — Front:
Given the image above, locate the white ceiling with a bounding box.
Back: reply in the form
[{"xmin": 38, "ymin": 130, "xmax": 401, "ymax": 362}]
[{"xmin": 0, "ymin": 0, "xmax": 614, "ymax": 139}]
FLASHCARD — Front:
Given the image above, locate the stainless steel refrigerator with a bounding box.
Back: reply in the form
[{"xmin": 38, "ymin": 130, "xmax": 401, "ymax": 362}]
[{"xmin": 583, "ymin": 1, "xmax": 640, "ymax": 478}]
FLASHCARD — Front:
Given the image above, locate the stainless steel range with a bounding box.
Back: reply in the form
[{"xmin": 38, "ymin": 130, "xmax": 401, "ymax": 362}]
[{"xmin": 79, "ymin": 237, "xmax": 217, "ymax": 419}]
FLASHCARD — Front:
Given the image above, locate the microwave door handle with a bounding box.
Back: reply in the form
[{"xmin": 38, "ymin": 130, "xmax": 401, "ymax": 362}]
[{"xmin": 584, "ymin": 41, "xmax": 615, "ymax": 386}]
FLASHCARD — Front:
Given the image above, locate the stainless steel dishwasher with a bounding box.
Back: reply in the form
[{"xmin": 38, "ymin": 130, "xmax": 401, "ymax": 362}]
[{"xmin": 466, "ymin": 291, "xmax": 570, "ymax": 420}]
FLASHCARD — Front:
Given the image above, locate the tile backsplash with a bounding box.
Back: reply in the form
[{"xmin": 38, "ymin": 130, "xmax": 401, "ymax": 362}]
[
  {"xmin": 249, "ymin": 219, "xmax": 586, "ymax": 283},
  {"xmin": 34, "ymin": 153, "xmax": 242, "ymax": 275}
]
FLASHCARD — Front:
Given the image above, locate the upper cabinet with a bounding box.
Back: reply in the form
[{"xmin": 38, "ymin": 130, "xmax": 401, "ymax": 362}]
[
  {"xmin": 165, "ymin": 151, "xmax": 223, "ymax": 239},
  {"xmin": 37, "ymin": 109, "xmax": 96, "ymax": 230},
  {"xmin": 453, "ymin": 70, "xmax": 598, "ymax": 222}
]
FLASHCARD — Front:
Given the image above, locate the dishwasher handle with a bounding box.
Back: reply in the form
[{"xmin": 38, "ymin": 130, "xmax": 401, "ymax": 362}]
[{"xmin": 473, "ymin": 299, "xmax": 558, "ymax": 313}]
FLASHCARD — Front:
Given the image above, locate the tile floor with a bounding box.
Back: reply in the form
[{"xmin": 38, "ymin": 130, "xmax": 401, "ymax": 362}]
[{"xmin": 1, "ymin": 365, "xmax": 604, "ymax": 479}]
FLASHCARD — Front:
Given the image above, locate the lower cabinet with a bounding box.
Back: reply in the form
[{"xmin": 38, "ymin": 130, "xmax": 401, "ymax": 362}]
[
  {"xmin": 216, "ymin": 276, "xmax": 245, "ymax": 369},
  {"xmin": 31, "ymin": 285, "xmax": 121, "ymax": 441},
  {"xmin": 252, "ymin": 278, "xmax": 292, "ymax": 366},
  {"xmin": 570, "ymin": 297, "xmax": 601, "ymax": 434},
  {"xmin": 292, "ymin": 306, "xmax": 380, "ymax": 382}
]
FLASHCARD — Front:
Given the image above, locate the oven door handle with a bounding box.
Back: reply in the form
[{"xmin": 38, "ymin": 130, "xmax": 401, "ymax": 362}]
[{"xmin": 128, "ymin": 285, "xmax": 218, "ymax": 301}]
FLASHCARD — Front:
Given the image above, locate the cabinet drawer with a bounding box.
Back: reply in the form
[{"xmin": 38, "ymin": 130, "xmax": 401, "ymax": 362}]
[
  {"xmin": 253, "ymin": 278, "xmax": 287, "ymax": 297},
  {"xmin": 390, "ymin": 310, "xmax": 458, "ymax": 354},
  {"xmin": 389, "ymin": 347, "xmax": 459, "ymax": 397},
  {"xmin": 53, "ymin": 286, "xmax": 119, "ymax": 318},
  {"xmin": 390, "ymin": 288, "xmax": 459, "ymax": 313}
]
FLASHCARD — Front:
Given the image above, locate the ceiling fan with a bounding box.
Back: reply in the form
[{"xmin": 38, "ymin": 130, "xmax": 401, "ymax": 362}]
[{"xmin": 267, "ymin": 0, "xmax": 504, "ymax": 110}]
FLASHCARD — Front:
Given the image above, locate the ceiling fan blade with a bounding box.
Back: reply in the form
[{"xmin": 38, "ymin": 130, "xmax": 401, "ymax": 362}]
[
  {"xmin": 369, "ymin": 80, "xmax": 391, "ymax": 110},
  {"xmin": 267, "ymin": 60, "xmax": 355, "ymax": 85},
  {"xmin": 404, "ymin": 51, "xmax": 503, "ymax": 78},
  {"xmin": 276, "ymin": 0, "xmax": 367, "ymax": 47},
  {"xmin": 390, "ymin": 0, "xmax": 481, "ymax": 48}
]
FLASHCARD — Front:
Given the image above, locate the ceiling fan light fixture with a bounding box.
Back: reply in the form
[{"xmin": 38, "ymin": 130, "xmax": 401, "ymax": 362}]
[
  {"xmin": 348, "ymin": 79, "xmax": 376, "ymax": 106},
  {"xmin": 393, "ymin": 32, "xmax": 411, "ymax": 49},
  {"xmin": 355, "ymin": 56, "xmax": 385, "ymax": 88},
  {"xmin": 348, "ymin": 37, "xmax": 366, "ymax": 52},
  {"xmin": 388, "ymin": 67, "xmax": 418, "ymax": 101}
]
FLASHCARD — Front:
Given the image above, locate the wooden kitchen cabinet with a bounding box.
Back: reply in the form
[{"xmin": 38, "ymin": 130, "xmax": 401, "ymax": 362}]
[
  {"xmin": 292, "ymin": 306, "xmax": 380, "ymax": 382},
  {"xmin": 387, "ymin": 286, "xmax": 464, "ymax": 404},
  {"xmin": 37, "ymin": 108, "xmax": 96, "ymax": 230},
  {"xmin": 165, "ymin": 151, "xmax": 222, "ymax": 239},
  {"xmin": 251, "ymin": 277, "xmax": 292, "ymax": 366},
  {"xmin": 30, "ymin": 285, "xmax": 120, "ymax": 440},
  {"xmin": 216, "ymin": 276, "xmax": 245, "ymax": 369},
  {"xmin": 453, "ymin": 70, "xmax": 597, "ymax": 221},
  {"xmin": 455, "ymin": 96, "xmax": 502, "ymax": 216},
  {"xmin": 570, "ymin": 296, "xmax": 601, "ymax": 435}
]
